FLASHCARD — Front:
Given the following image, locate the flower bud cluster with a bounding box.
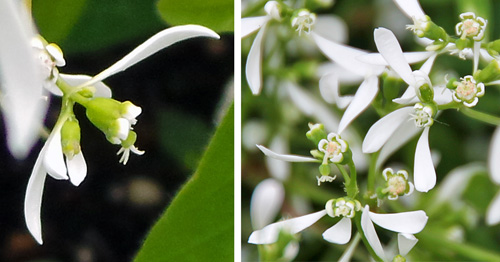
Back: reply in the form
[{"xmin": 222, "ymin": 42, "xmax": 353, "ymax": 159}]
[{"xmin": 325, "ymin": 198, "xmax": 362, "ymax": 218}]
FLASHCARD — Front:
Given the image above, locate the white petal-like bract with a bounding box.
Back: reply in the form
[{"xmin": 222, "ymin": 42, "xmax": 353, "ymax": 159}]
[
  {"xmin": 338, "ymin": 75, "xmax": 378, "ymax": 134},
  {"xmin": 398, "ymin": 233, "xmax": 418, "ymax": 256},
  {"xmin": 250, "ymin": 178, "xmax": 285, "ymax": 229},
  {"xmin": 60, "ymin": 74, "xmax": 112, "ymax": 98},
  {"xmin": 489, "ymin": 127, "xmax": 500, "ymax": 184},
  {"xmin": 322, "ymin": 217, "xmax": 352, "ymax": 244},
  {"xmin": 362, "ymin": 107, "xmax": 414, "ymax": 153},
  {"xmin": 66, "ymin": 151, "xmax": 87, "ymax": 186},
  {"xmin": 0, "ymin": 0, "xmax": 46, "ymax": 159},
  {"xmin": 81, "ymin": 25, "xmax": 220, "ymax": 87},
  {"xmin": 369, "ymin": 210, "xmax": 428, "ymax": 234},
  {"xmin": 248, "ymin": 210, "xmax": 327, "ymax": 244},
  {"xmin": 486, "ymin": 191, "xmax": 500, "ymax": 225},
  {"xmin": 374, "ymin": 28, "xmax": 416, "ymax": 87},
  {"xmin": 43, "ymin": 126, "xmax": 68, "ymax": 180},
  {"xmin": 256, "ymin": 145, "xmax": 318, "ymax": 162},
  {"xmin": 392, "ymin": 0, "xmax": 426, "ymax": 19},
  {"xmin": 246, "ymin": 25, "xmax": 267, "ymax": 94},
  {"xmin": 414, "ymin": 127, "xmax": 436, "ymax": 192},
  {"xmin": 242, "ymin": 16, "xmax": 269, "ymax": 38},
  {"xmin": 361, "ymin": 206, "xmax": 385, "ymax": 260}
]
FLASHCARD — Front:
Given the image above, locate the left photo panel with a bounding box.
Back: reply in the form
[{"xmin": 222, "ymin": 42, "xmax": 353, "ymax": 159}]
[{"xmin": 0, "ymin": 0, "xmax": 234, "ymax": 261}]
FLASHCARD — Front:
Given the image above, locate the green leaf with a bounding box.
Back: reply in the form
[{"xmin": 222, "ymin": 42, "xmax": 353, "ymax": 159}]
[
  {"xmin": 157, "ymin": 0, "xmax": 234, "ymax": 33},
  {"xmin": 134, "ymin": 104, "xmax": 234, "ymax": 262},
  {"xmin": 32, "ymin": 0, "xmax": 87, "ymax": 43}
]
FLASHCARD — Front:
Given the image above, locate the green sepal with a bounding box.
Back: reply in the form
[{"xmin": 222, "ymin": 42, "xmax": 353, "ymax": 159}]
[
  {"xmin": 306, "ymin": 123, "xmax": 327, "ymax": 145},
  {"xmin": 61, "ymin": 117, "xmax": 81, "ymax": 159},
  {"xmin": 418, "ymin": 83, "xmax": 434, "ymax": 104},
  {"xmin": 121, "ymin": 131, "xmax": 138, "ymax": 148},
  {"xmin": 474, "ymin": 59, "xmax": 500, "ymax": 83},
  {"xmin": 310, "ymin": 149, "xmax": 323, "ymax": 159},
  {"xmin": 487, "ymin": 39, "xmax": 500, "ymax": 57},
  {"xmin": 423, "ymin": 18, "xmax": 449, "ymax": 42}
]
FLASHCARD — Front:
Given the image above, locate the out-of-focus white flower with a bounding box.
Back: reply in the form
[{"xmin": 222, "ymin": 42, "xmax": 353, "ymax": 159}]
[
  {"xmin": 0, "ymin": 0, "xmax": 46, "ymax": 159},
  {"xmin": 24, "ymin": 24, "xmax": 220, "ymax": 245},
  {"xmin": 487, "ymin": 128, "xmax": 500, "ymax": 225}
]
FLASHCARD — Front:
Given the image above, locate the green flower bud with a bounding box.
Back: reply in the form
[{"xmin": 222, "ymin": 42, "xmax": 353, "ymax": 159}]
[
  {"xmin": 306, "ymin": 123, "xmax": 327, "ymax": 145},
  {"xmin": 487, "ymin": 39, "xmax": 500, "ymax": 57},
  {"xmin": 474, "ymin": 59, "xmax": 500, "ymax": 83},
  {"xmin": 61, "ymin": 118, "xmax": 81, "ymax": 159},
  {"xmin": 392, "ymin": 255, "xmax": 406, "ymax": 262},
  {"xmin": 418, "ymin": 83, "xmax": 434, "ymax": 104}
]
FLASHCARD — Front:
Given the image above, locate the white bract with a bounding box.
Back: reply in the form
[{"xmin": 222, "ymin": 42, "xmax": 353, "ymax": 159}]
[
  {"xmin": 0, "ymin": 0, "xmax": 47, "ymax": 159},
  {"xmin": 24, "ymin": 25, "xmax": 220, "ymax": 245},
  {"xmin": 487, "ymin": 127, "xmax": 500, "ymax": 225}
]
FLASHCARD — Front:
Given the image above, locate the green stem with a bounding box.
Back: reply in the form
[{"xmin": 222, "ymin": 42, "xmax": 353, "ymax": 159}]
[
  {"xmin": 367, "ymin": 152, "xmax": 380, "ymax": 193},
  {"xmin": 419, "ymin": 228, "xmax": 500, "ymax": 261},
  {"xmin": 336, "ymin": 164, "xmax": 351, "ymax": 185},
  {"xmin": 346, "ymin": 161, "xmax": 359, "ymax": 199},
  {"xmin": 56, "ymin": 78, "xmax": 90, "ymax": 106},
  {"xmin": 460, "ymin": 107, "xmax": 500, "ymax": 126}
]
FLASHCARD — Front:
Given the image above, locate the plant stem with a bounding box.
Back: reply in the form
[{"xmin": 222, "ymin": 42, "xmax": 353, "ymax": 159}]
[
  {"xmin": 367, "ymin": 152, "xmax": 380, "ymax": 193},
  {"xmin": 419, "ymin": 228, "xmax": 500, "ymax": 261},
  {"xmin": 336, "ymin": 164, "xmax": 351, "ymax": 185},
  {"xmin": 346, "ymin": 161, "xmax": 358, "ymax": 199},
  {"xmin": 460, "ymin": 107, "xmax": 500, "ymax": 126}
]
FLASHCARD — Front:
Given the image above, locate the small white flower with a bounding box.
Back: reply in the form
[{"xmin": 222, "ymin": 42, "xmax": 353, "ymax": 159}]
[
  {"xmin": 456, "ymin": 12, "xmax": 487, "ymax": 41},
  {"xmin": 117, "ymin": 145, "xmax": 145, "ymax": 165},
  {"xmin": 382, "ymin": 168, "xmax": 414, "ymax": 200},
  {"xmin": 451, "ymin": 76, "xmax": 485, "ymax": 107},
  {"xmin": 318, "ymin": 132, "xmax": 348, "ymax": 164},
  {"xmin": 317, "ymin": 174, "xmax": 336, "ymax": 186},
  {"xmin": 411, "ymin": 103, "xmax": 434, "ymax": 128},
  {"xmin": 407, "ymin": 15, "xmax": 431, "ymax": 37},
  {"xmin": 249, "ymin": 201, "xmax": 428, "ymax": 259},
  {"xmin": 291, "ymin": 10, "xmax": 316, "ymax": 36}
]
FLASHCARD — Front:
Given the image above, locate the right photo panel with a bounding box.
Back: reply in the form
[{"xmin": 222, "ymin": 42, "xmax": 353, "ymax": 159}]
[{"xmin": 242, "ymin": 0, "xmax": 500, "ymax": 261}]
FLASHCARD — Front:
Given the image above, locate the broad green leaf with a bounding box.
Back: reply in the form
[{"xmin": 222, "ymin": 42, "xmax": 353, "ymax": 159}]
[
  {"xmin": 134, "ymin": 104, "xmax": 234, "ymax": 262},
  {"xmin": 32, "ymin": 0, "xmax": 87, "ymax": 43},
  {"xmin": 157, "ymin": 0, "xmax": 233, "ymax": 33},
  {"xmin": 59, "ymin": 0, "xmax": 165, "ymax": 54},
  {"xmin": 158, "ymin": 108, "xmax": 212, "ymax": 170}
]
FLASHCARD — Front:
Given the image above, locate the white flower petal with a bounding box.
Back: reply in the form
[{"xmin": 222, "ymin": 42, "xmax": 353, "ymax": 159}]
[
  {"xmin": 24, "ymin": 150, "xmax": 48, "ymax": 245},
  {"xmin": 250, "ymin": 178, "xmax": 285, "ymax": 229},
  {"xmin": 361, "ymin": 206, "xmax": 385, "ymax": 260},
  {"xmin": 377, "ymin": 119, "xmax": 420, "ymax": 168},
  {"xmin": 317, "ymin": 62, "xmax": 364, "ymax": 85},
  {"xmin": 81, "ymin": 25, "xmax": 219, "ymax": 87},
  {"xmin": 419, "ymin": 53, "xmax": 437, "ymax": 75},
  {"xmin": 248, "ymin": 210, "xmax": 327, "ymax": 244},
  {"xmin": 435, "ymin": 163, "xmax": 485, "ymax": 204},
  {"xmin": 286, "ymin": 82, "xmax": 340, "ymax": 131},
  {"xmin": 313, "ymin": 15, "xmax": 348, "ymax": 44},
  {"xmin": 319, "ymin": 73, "xmax": 353, "ymax": 108},
  {"xmin": 392, "ymin": 86, "xmax": 417, "ymax": 104},
  {"xmin": 256, "ymin": 145, "xmax": 318, "ymax": 162},
  {"xmin": 433, "ymin": 86, "xmax": 453, "ymax": 105},
  {"xmin": 357, "ymin": 51, "xmax": 433, "ymax": 66},
  {"xmin": 489, "ymin": 127, "xmax": 500, "ymax": 184},
  {"xmin": 59, "ymin": 74, "xmax": 112, "ymax": 98},
  {"xmin": 66, "ymin": 151, "xmax": 87, "ymax": 186},
  {"xmin": 246, "ymin": 25, "xmax": 267, "ymax": 95},
  {"xmin": 242, "ymin": 16, "xmax": 269, "ymax": 38},
  {"xmin": 486, "ymin": 191, "xmax": 500, "ymax": 225},
  {"xmin": 43, "ymin": 126, "xmax": 68, "ymax": 180},
  {"xmin": 322, "ymin": 217, "xmax": 352, "ymax": 244},
  {"xmin": 338, "ymin": 75, "xmax": 378, "ymax": 134},
  {"xmin": 374, "ymin": 28, "xmax": 416, "ymax": 87},
  {"xmin": 398, "ymin": 233, "xmax": 418, "ymax": 256},
  {"xmin": 363, "ymin": 107, "xmax": 413, "ymax": 153},
  {"xmin": 414, "ymin": 127, "xmax": 436, "ymax": 192},
  {"xmin": 312, "ymin": 32, "xmax": 385, "ymax": 77},
  {"xmin": 392, "ymin": 0, "xmax": 426, "ymax": 19},
  {"xmin": 369, "ymin": 210, "xmax": 428, "ymax": 234},
  {"xmin": 0, "ymin": 0, "xmax": 46, "ymax": 159},
  {"xmin": 266, "ymin": 135, "xmax": 291, "ymax": 180}
]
